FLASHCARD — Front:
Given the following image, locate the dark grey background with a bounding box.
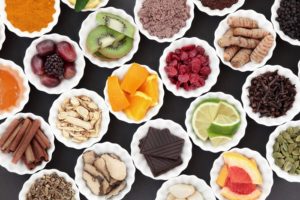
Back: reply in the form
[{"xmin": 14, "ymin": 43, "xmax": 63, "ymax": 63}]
[{"xmin": 0, "ymin": 0, "xmax": 300, "ymax": 199}]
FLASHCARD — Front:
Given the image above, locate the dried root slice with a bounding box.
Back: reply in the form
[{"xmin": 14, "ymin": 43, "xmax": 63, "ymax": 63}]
[
  {"xmin": 83, "ymin": 151, "xmax": 96, "ymax": 164},
  {"xmin": 188, "ymin": 191, "xmax": 204, "ymax": 200},
  {"xmin": 218, "ymin": 36, "xmax": 260, "ymax": 48},
  {"xmin": 224, "ymin": 46, "xmax": 240, "ymax": 62},
  {"xmin": 167, "ymin": 194, "xmax": 176, "ymax": 200},
  {"xmin": 228, "ymin": 16, "xmax": 258, "ymax": 28},
  {"xmin": 250, "ymin": 34, "xmax": 274, "ymax": 63},
  {"xmin": 231, "ymin": 48, "xmax": 252, "ymax": 68},
  {"xmin": 84, "ymin": 164, "xmax": 104, "ymax": 178},
  {"xmin": 102, "ymin": 154, "xmax": 127, "ymax": 181},
  {"xmin": 233, "ymin": 28, "xmax": 270, "ymax": 39},
  {"xmin": 94, "ymin": 157, "xmax": 111, "ymax": 181},
  {"xmin": 106, "ymin": 181, "xmax": 127, "ymax": 198},
  {"xmin": 169, "ymin": 184, "xmax": 195, "ymax": 199},
  {"xmin": 83, "ymin": 171, "xmax": 101, "ymax": 195}
]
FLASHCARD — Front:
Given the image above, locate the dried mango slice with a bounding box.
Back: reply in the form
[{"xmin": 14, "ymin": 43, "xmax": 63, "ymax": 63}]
[
  {"xmin": 139, "ymin": 74, "xmax": 159, "ymax": 106},
  {"xmin": 107, "ymin": 76, "xmax": 130, "ymax": 112}
]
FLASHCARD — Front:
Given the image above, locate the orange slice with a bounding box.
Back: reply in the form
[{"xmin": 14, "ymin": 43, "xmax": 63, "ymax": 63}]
[
  {"xmin": 107, "ymin": 76, "xmax": 130, "ymax": 112},
  {"xmin": 216, "ymin": 164, "xmax": 229, "ymax": 187},
  {"xmin": 139, "ymin": 74, "xmax": 159, "ymax": 106}
]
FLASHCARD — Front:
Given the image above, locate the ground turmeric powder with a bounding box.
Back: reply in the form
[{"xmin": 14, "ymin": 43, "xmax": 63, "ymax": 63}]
[{"xmin": 5, "ymin": 0, "xmax": 56, "ymax": 33}]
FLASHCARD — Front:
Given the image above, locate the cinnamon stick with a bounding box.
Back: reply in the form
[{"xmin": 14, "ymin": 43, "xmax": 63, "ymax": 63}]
[
  {"xmin": 34, "ymin": 129, "xmax": 50, "ymax": 149},
  {"xmin": 9, "ymin": 119, "xmax": 31, "ymax": 152},
  {"xmin": 25, "ymin": 144, "xmax": 35, "ymax": 163},
  {"xmin": 22, "ymin": 156, "xmax": 36, "ymax": 170},
  {"xmin": 12, "ymin": 119, "xmax": 41, "ymax": 164},
  {"xmin": 32, "ymin": 138, "xmax": 48, "ymax": 162},
  {"xmin": 0, "ymin": 118, "xmax": 21, "ymax": 147},
  {"xmin": 1, "ymin": 125, "xmax": 22, "ymax": 151}
]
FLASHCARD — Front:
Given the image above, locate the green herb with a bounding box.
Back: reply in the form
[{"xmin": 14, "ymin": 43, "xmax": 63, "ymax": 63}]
[{"xmin": 75, "ymin": 0, "xmax": 89, "ymax": 12}]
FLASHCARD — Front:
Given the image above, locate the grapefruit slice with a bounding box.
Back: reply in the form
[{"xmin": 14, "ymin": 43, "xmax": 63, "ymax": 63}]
[
  {"xmin": 221, "ymin": 187, "xmax": 261, "ymax": 200},
  {"xmin": 216, "ymin": 165, "xmax": 229, "ymax": 187},
  {"xmin": 225, "ymin": 177, "xmax": 256, "ymax": 195},
  {"xmin": 228, "ymin": 166, "xmax": 252, "ymax": 184}
]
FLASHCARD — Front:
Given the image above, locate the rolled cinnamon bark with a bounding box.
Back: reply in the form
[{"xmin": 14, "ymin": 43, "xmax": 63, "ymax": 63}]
[
  {"xmin": 25, "ymin": 144, "xmax": 35, "ymax": 163},
  {"xmin": 1, "ymin": 125, "xmax": 22, "ymax": 151},
  {"xmin": 0, "ymin": 119, "xmax": 21, "ymax": 147},
  {"xmin": 22, "ymin": 156, "xmax": 36, "ymax": 170},
  {"xmin": 9, "ymin": 119, "xmax": 31, "ymax": 152},
  {"xmin": 34, "ymin": 129, "xmax": 50, "ymax": 149},
  {"xmin": 32, "ymin": 138, "xmax": 48, "ymax": 162}
]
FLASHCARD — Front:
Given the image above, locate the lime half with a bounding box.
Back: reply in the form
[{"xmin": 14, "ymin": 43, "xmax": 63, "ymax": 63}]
[{"xmin": 210, "ymin": 136, "xmax": 232, "ymax": 146}]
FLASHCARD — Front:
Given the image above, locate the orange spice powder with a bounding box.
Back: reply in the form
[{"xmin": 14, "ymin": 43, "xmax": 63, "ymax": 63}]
[{"xmin": 5, "ymin": 0, "xmax": 56, "ymax": 32}]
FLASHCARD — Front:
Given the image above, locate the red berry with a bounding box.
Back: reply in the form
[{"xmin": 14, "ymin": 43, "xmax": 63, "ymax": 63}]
[
  {"xmin": 200, "ymin": 67, "xmax": 211, "ymax": 76},
  {"xmin": 178, "ymin": 65, "xmax": 189, "ymax": 75},
  {"xmin": 64, "ymin": 62, "xmax": 76, "ymax": 79},
  {"xmin": 188, "ymin": 49, "xmax": 198, "ymax": 58},
  {"xmin": 182, "ymin": 45, "xmax": 195, "ymax": 51},
  {"xmin": 36, "ymin": 40, "xmax": 56, "ymax": 56},
  {"xmin": 31, "ymin": 55, "xmax": 44, "ymax": 75},
  {"xmin": 56, "ymin": 41, "xmax": 77, "ymax": 62},
  {"xmin": 40, "ymin": 75, "xmax": 61, "ymax": 87},
  {"xmin": 180, "ymin": 51, "xmax": 189, "ymax": 61},
  {"xmin": 178, "ymin": 74, "xmax": 189, "ymax": 83},
  {"xmin": 165, "ymin": 66, "xmax": 178, "ymax": 77},
  {"xmin": 166, "ymin": 53, "xmax": 173, "ymax": 62}
]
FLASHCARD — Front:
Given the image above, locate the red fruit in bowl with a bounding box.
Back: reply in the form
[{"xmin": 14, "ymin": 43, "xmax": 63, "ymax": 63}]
[
  {"xmin": 36, "ymin": 40, "xmax": 56, "ymax": 56},
  {"xmin": 64, "ymin": 62, "xmax": 76, "ymax": 79},
  {"xmin": 57, "ymin": 41, "xmax": 77, "ymax": 62},
  {"xmin": 40, "ymin": 75, "xmax": 61, "ymax": 87},
  {"xmin": 31, "ymin": 55, "xmax": 44, "ymax": 75}
]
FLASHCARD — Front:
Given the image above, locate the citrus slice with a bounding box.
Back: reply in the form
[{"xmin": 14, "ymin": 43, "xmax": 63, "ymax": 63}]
[
  {"xmin": 210, "ymin": 136, "xmax": 232, "ymax": 146},
  {"xmin": 192, "ymin": 102, "xmax": 220, "ymax": 141}
]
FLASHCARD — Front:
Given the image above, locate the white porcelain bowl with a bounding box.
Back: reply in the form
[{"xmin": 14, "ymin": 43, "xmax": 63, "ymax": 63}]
[
  {"xmin": 159, "ymin": 37, "xmax": 220, "ymax": 98},
  {"xmin": 0, "ymin": 113, "xmax": 55, "ymax": 175},
  {"xmin": 61, "ymin": 0, "xmax": 109, "ymax": 12},
  {"xmin": 23, "ymin": 33, "xmax": 86, "ymax": 94},
  {"xmin": 79, "ymin": 7, "xmax": 140, "ymax": 68},
  {"xmin": 0, "ymin": 20, "xmax": 5, "ymax": 50},
  {"xmin": 48, "ymin": 88, "xmax": 110, "ymax": 149}
]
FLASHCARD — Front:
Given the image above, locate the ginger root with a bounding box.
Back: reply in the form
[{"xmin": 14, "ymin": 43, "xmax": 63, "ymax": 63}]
[
  {"xmin": 231, "ymin": 49, "xmax": 252, "ymax": 68},
  {"xmin": 233, "ymin": 28, "xmax": 270, "ymax": 39},
  {"xmin": 224, "ymin": 46, "xmax": 240, "ymax": 62},
  {"xmin": 250, "ymin": 34, "xmax": 274, "ymax": 63},
  {"xmin": 218, "ymin": 36, "xmax": 260, "ymax": 48},
  {"xmin": 228, "ymin": 17, "xmax": 258, "ymax": 28}
]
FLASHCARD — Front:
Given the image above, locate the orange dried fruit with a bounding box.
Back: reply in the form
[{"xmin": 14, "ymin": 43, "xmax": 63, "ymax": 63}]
[
  {"xmin": 217, "ymin": 164, "xmax": 229, "ymax": 187},
  {"xmin": 107, "ymin": 76, "xmax": 130, "ymax": 112},
  {"xmin": 121, "ymin": 63, "xmax": 149, "ymax": 94},
  {"xmin": 139, "ymin": 74, "xmax": 159, "ymax": 106},
  {"xmin": 124, "ymin": 91, "xmax": 152, "ymax": 121}
]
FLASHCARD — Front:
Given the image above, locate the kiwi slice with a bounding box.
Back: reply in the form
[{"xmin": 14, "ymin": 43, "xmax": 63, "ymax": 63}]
[
  {"xmin": 98, "ymin": 37, "xmax": 133, "ymax": 59},
  {"xmin": 86, "ymin": 25, "xmax": 125, "ymax": 53},
  {"xmin": 96, "ymin": 12, "xmax": 135, "ymax": 38}
]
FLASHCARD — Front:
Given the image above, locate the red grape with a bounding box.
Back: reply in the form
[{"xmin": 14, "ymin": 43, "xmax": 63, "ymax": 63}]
[
  {"xmin": 64, "ymin": 62, "xmax": 76, "ymax": 79},
  {"xmin": 31, "ymin": 55, "xmax": 44, "ymax": 75},
  {"xmin": 57, "ymin": 41, "xmax": 77, "ymax": 62},
  {"xmin": 40, "ymin": 75, "xmax": 60, "ymax": 87},
  {"xmin": 36, "ymin": 40, "xmax": 56, "ymax": 56}
]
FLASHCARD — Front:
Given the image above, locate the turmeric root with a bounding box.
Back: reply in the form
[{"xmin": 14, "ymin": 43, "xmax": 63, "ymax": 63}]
[
  {"xmin": 223, "ymin": 29, "xmax": 234, "ymax": 37},
  {"xmin": 231, "ymin": 48, "xmax": 252, "ymax": 68},
  {"xmin": 218, "ymin": 36, "xmax": 260, "ymax": 48},
  {"xmin": 224, "ymin": 46, "xmax": 240, "ymax": 62},
  {"xmin": 228, "ymin": 17, "xmax": 258, "ymax": 29},
  {"xmin": 250, "ymin": 34, "xmax": 274, "ymax": 63},
  {"xmin": 233, "ymin": 28, "xmax": 270, "ymax": 39}
]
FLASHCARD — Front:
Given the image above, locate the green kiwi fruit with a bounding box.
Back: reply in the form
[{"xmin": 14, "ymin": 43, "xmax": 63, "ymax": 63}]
[
  {"xmin": 86, "ymin": 25, "xmax": 125, "ymax": 53},
  {"xmin": 98, "ymin": 37, "xmax": 133, "ymax": 59},
  {"xmin": 96, "ymin": 12, "xmax": 135, "ymax": 38}
]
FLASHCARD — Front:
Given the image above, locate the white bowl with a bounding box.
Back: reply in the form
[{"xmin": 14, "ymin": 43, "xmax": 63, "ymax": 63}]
[
  {"xmin": 61, "ymin": 0, "xmax": 109, "ymax": 12},
  {"xmin": 210, "ymin": 148, "xmax": 274, "ymax": 200},
  {"xmin": 134, "ymin": 0, "xmax": 194, "ymax": 43},
  {"xmin": 155, "ymin": 174, "xmax": 216, "ymax": 200},
  {"xmin": 271, "ymin": 0, "xmax": 300, "ymax": 46},
  {"xmin": 266, "ymin": 120, "xmax": 300, "ymax": 183},
  {"xmin": 48, "ymin": 88, "xmax": 110, "ymax": 149},
  {"xmin": 0, "ymin": 113, "xmax": 55, "ymax": 175},
  {"xmin": 130, "ymin": 118, "xmax": 193, "ymax": 180},
  {"xmin": 23, "ymin": 33, "xmax": 86, "ymax": 94},
  {"xmin": 79, "ymin": 7, "xmax": 140, "ymax": 69},
  {"xmin": 0, "ymin": 58, "xmax": 30, "ymax": 120},
  {"xmin": 241, "ymin": 65, "xmax": 300, "ymax": 126},
  {"xmin": 193, "ymin": 0, "xmax": 245, "ymax": 16},
  {"xmin": 19, "ymin": 169, "xmax": 80, "ymax": 200},
  {"xmin": 185, "ymin": 92, "xmax": 247, "ymax": 153},
  {"xmin": 0, "ymin": 0, "xmax": 60, "ymax": 38},
  {"xmin": 104, "ymin": 63, "xmax": 165, "ymax": 124},
  {"xmin": 0, "ymin": 20, "xmax": 5, "ymax": 50},
  {"xmin": 159, "ymin": 37, "xmax": 220, "ymax": 98},
  {"xmin": 298, "ymin": 60, "xmax": 300, "ymax": 77},
  {"xmin": 74, "ymin": 142, "xmax": 136, "ymax": 200},
  {"xmin": 214, "ymin": 9, "xmax": 277, "ymax": 72}
]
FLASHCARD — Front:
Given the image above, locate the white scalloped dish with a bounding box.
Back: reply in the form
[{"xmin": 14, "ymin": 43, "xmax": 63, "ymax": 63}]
[
  {"xmin": 0, "ymin": 58, "xmax": 30, "ymax": 120},
  {"xmin": 185, "ymin": 92, "xmax": 247, "ymax": 153},
  {"xmin": 159, "ymin": 37, "xmax": 220, "ymax": 98},
  {"xmin": 48, "ymin": 88, "xmax": 110, "ymax": 149},
  {"xmin": 241, "ymin": 65, "xmax": 300, "ymax": 126},
  {"xmin": 0, "ymin": 20, "xmax": 5, "ymax": 50},
  {"xmin": 0, "ymin": 113, "xmax": 55, "ymax": 175},
  {"xmin": 23, "ymin": 33, "xmax": 86, "ymax": 94},
  {"xmin": 61, "ymin": 0, "xmax": 109, "ymax": 12},
  {"xmin": 0, "ymin": 0, "xmax": 60, "ymax": 38}
]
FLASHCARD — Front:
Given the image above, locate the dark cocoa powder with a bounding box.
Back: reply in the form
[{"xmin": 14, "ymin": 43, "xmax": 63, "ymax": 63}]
[{"xmin": 201, "ymin": 0, "xmax": 238, "ymax": 10}]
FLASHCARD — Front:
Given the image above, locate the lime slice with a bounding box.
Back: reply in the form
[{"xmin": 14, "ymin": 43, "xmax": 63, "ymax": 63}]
[
  {"xmin": 192, "ymin": 102, "xmax": 220, "ymax": 141},
  {"xmin": 210, "ymin": 136, "xmax": 232, "ymax": 146}
]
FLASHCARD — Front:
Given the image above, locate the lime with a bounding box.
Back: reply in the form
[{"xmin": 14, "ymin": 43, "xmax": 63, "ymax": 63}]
[
  {"xmin": 192, "ymin": 102, "xmax": 220, "ymax": 141},
  {"xmin": 210, "ymin": 136, "xmax": 232, "ymax": 146}
]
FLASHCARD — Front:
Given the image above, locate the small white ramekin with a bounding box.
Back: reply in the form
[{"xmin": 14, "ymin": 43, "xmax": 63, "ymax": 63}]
[
  {"xmin": 0, "ymin": 0, "xmax": 60, "ymax": 38},
  {"xmin": 79, "ymin": 7, "xmax": 140, "ymax": 69},
  {"xmin": 271, "ymin": 0, "xmax": 300, "ymax": 46},
  {"xmin": 0, "ymin": 58, "xmax": 30, "ymax": 120},
  {"xmin": 210, "ymin": 148, "xmax": 274, "ymax": 200},
  {"xmin": 298, "ymin": 60, "xmax": 300, "ymax": 77},
  {"xmin": 214, "ymin": 9, "xmax": 277, "ymax": 72},
  {"xmin": 193, "ymin": 0, "xmax": 245, "ymax": 17},
  {"xmin": 185, "ymin": 92, "xmax": 247, "ymax": 153},
  {"xmin": 103, "ymin": 63, "xmax": 164, "ymax": 124},
  {"xmin": 61, "ymin": 0, "xmax": 109, "ymax": 12},
  {"xmin": 48, "ymin": 88, "xmax": 110, "ymax": 149},
  {"xmin": 134, "ymin": 0, "xmax": 194, "ymax": 43},
  {"xmin": 155, "ymin": 174, "xmax": 216, "ymax": 200},
  {"xmin": 0, "ymin": 20, "xmax": 5, "ymax": 50},
  {"xmin": 0, "ymin": 113, "xmax": 55, "ymax": 175},
  {"xmin": 159, "ymin": 37, "xmax": 220, "ymax": 98},
  {"xmin": 241, "ymin": 65, "xmax": 300, "ymax": 126},
  {"xmin": 266, "ymin": 120, "xmax": 300, "ymax": 183},
  {"xmin": 19, "ymin": 169, "xmax": 80, "ymax": 200},
  {"xmin": 130, "ymin": 118, "xmax": 192, "ymax": 180},
  {"xmin": 23, "ymin": 33, "xmax": 86, "ymax": 94},
  {"xmin": 74, "ymin": 142, "xmax": 136, "ymax": 200}
]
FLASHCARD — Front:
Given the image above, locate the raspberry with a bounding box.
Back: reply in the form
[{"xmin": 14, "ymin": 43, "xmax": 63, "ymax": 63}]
[
  {"xmin": 165, "ymin": 66, "xmax": 178, "ymax": 77},
  {"xmin": 178, "ymin": 65, "xmax": 189, "ymax": 75},
  {"xmin": 200, "ymin": 67, "xmax": 211, "ymax": 76},
  {"xmin": 178, "ymin": 74, "xmax": 189, "ymax": 83},
  {"xmin": 182, "ymin": 45, "xmax": 195, "ymax": 51}
]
